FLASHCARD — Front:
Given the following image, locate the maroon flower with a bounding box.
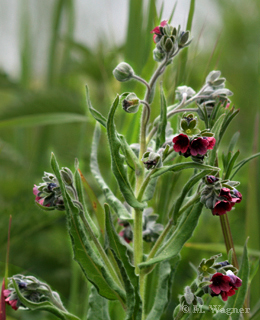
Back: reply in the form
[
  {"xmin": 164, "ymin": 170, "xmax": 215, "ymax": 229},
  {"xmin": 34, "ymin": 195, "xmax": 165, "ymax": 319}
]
[
  {"xmin": 151, "ymin": 20, "xmax": 167, "ymax": 43},
  {"xmin": 209, "ymin": 273, "xmax": 231, "ymax": 295},
  {"xmin": 212, "ymin": 200, "xmax": 233, "ymax": 216},
  {"xmin": 231, "ymin": 189, "xmax": 242, "ymax": 204},
  {"xmin": 219, "ymin": 187, "xmax": 233, "ymax": 202},
  {"xmin": 226, "ymin": 270, "xmax": 242, "ymax": 289},
  {"xmin": 209, "ymin": 271, "xmax": 242, "ymax": 302},
  {"xmin": 206, "ymin": 137, "xmax": 216, "ymax": 150},
  {"xmin": 206, "ymin": 175, "xmax": 219, "ymax": 184},
  {"xmin": 172, "ymin": 134, "xmax": 190, "ymax": 154},
  {"xmin": 190, "ymin": 137, "xmax": 209, "ymax": 156},
  {"xmin": 3, "ymin": 289, "xmax": 18, "ymax": 311}
]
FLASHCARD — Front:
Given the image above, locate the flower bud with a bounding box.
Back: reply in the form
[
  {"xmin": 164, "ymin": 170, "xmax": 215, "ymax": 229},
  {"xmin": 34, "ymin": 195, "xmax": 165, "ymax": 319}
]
[
  {"xmin": 153, "ymin": 48, "xmax": 166, "ymax": 62},
  {"xmin": 121, "ymin": 92, "xmax": 140, "ymax": 113},
  {"xmin": 142, "ymin": 151, "xmax": 162, "ymax": 170},
  {"xmin": 60, "ymin": 167, "xmax": 74, "ymax": 186},
  {"xmin": 178, "ymin": 30, "xmax": 192, "ymax": 48},
  {"xmin": 175, "ymin": 85, "xmax": 195, "ymax": 101},
  {"xmin": 113, "ymin": 62, "xmax": 134, "ymax": 82}
]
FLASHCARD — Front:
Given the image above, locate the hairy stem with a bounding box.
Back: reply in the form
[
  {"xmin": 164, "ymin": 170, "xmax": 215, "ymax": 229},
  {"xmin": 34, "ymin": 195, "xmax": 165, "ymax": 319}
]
[{"xmin": 134, "ymin": 208, "xmax": 143, "ymax": 274}]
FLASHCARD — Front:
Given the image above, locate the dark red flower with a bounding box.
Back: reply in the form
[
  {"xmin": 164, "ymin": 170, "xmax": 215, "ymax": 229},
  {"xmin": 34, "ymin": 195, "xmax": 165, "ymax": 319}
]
[
  {"xmin": 226, "ymin": 270, "xmax": 242, "ymax": 289},
  {"xmin": 172, "ymin": 134, "xmax": 190, "ymax": 154},
  {"xmin": 3, "ymin": 290, "xmax": 18, "ymax": 311},
  {"xmin": 231, "ymin": 189, "xmax": 242, "ymax": 204},
  {"xmin": 190, "ymin": 137, "xmax": 209, "ymax": 156},
  {"xmin": 212, "ymin": 200, "xmax": 233, "ymax": 216},
  {"xmin": 206, "ymin": 175, "xmax": 219, "ymax": 184},
  {"xmin": 119, "ymin": 227, "xmax": 133, "ymax": 244},
  {"xmin": 221, "ymin": 288, "xmax": 236, "ymax": 301},
  {"xmin": 209, "ymin": 273, "xmax": 231, "ymax": 295},
  {"xmin": 206, "ymin": 137, "xmax": 216, "ymax": 150},
  {"xmin": 219, "ymin": 187, "xmax": 233, "ymax": 201},
  {"xmin": 151, "ymin": 20, "xmax": 167, "ymax": 42}
]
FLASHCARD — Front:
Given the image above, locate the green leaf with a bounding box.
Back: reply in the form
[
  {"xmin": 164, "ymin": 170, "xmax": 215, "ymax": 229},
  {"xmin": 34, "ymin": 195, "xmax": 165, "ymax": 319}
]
[
  {"xmin": 107, "ymin": 95, "xmax": 145, "ymax": 210},
  {"xmin": 51, "ymin": 153, "xmax": 126, "ymax": 302},
  {"xmin": 142, "ymin": 177, "xmax": 158, "ymax": 202},
  {"xmin": 155, "ymin": 84, "xmax": 167, "ymax": 149},
  {"xmin": 90, "ymin": 122, "xmax": 132, "ymax": 220},
  {"xmin": 74, "ymin": 167, "xmax": 100, "ymax": 237},
  {"xmin": 228, "ymin": 131, "xmax": 240, "ymax": 154},
  {"xmin": 105, "ymin": 204, "xmax": 141, "ymax": 319},
  {"xmin": 170, "ymin": 170, "xmax": 212, "ymax": 224},
  {"xmin": 151, "ymin": 162, "xmax": 219, "ymax": 179},
  {"xmin": 184, "ymin": 242, "xmax": 260, "ymax": 257},
  {"xmin": 78, "ymin": 168, "xmax": 106, "ymax": 237},
  {"xmin": 85, "ymin": 85, "xmax": 107, "ymax": 128},
  {"xmin": 223, "ymin": 150, "xmax": 240, "ymax": 180},
  {"xmin": 214, "ymin": 240, "xmax": 249, "ymax": 320},
  {"xmin": 139, "ymin": 202, "xmax": 203, "ymax": 269},
  {"xmin": 12, "ymin": 279, "xmax": 80, "ymax": 320},
  {"xmin": 230, "ymin": 152, "xmax": 260, "ymax": 179},
  {"xmin": 146, "ymin": 258, "xmax": 179, "ymax": 320},
  {"xmin": 86, "ymin": 286, "xmax": 111, "ymax": 320},
  {"xmin": 218, "ymin": 108, "xmax": 239, "ymax": 144},
  {"xmin": 118, "ymin": 134, "xmax": 142, "ymax": 174}
]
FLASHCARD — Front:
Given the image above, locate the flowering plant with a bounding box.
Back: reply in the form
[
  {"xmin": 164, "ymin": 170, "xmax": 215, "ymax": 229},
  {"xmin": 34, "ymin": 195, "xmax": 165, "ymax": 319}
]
[{"xmin": 2, "ymin": 18, "xmax": 257, "ymax": 320}]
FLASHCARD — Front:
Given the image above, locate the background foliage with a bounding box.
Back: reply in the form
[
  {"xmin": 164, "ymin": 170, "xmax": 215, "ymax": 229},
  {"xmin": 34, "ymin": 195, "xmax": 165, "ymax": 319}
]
[{"xmin": 1, "ymin": 0, "xmax": 259, "ymax": 319}]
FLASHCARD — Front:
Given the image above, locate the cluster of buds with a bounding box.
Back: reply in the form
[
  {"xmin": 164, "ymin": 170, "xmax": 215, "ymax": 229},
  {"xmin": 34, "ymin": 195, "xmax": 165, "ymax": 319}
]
[
  {"xmin": 197, "ymin": 71, "xmax": 233, "ymax": 120},
  {"xmin": 197, "ymin": 254, "xmax": 242, "ymax": 302},
  {"xmin": 4, "ymin": 274, "xmax": 65, "ymax": 311},
  {"xmin": 118, "ymin": 208, "xmax": 163, "ymax": 243},
  {"xmin": 200, "ymin": 175, "xmax": 242, "ymax": 216},
  {"xmin": 33, "ymin": 168, "xmax": 75, "ymax": 211},
  {"xmin": 151, "ymin": 20, "xmax": 192, "ymax": 62},
  {"xmin": 172, "ymin": 115, "xmax": 216, "ymax": 162}
]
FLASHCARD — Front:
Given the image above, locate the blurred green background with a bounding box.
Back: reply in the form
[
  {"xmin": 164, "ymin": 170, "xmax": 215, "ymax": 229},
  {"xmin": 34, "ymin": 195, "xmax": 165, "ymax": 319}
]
[{"xmin": 0, "ymin": 0, "xmax": 259, "ymax": 319}]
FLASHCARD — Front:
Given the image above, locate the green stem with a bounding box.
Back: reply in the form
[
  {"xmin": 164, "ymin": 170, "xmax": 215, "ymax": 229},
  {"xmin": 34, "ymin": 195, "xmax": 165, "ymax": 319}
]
[
  {"xmin": 137, "ymin": 169, "xmax": 155, "ymax": 201},
  {"xmin": 139, "ymin": 270, "xmax": 147, "ymax": 320},
  {"xmin": 79, "ymin": 211, "xmax": 124, "ymax": 289},
  {"xmin": 219, "ymin": 214, "xmax": 239, "ymax": 268},
  {"xmin": 134, "ymin": 208, "xmax": 143, "ymax": 274}
]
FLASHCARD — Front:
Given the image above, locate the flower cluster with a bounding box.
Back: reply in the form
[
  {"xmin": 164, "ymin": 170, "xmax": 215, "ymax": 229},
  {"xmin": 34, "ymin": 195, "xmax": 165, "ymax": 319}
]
[
  {"xmin": 33, "ymin": 172, "xmax": 65, "ymax": 210},
  {"xmin": 4, "ymin": 274, "xmax": 64, "ymax": 311},
  {"xmin": 172, "ymin": 134, "xmax": 216, "ymax": 158},
  {"xmin": 209, "ymin": 271, "xmax": 242, "ymax": 301},
  {"xmin": 151, "ymin": 20, "xmax": 192, "ymax": 62},
  {"xmin": 200, "ymin": 176, "xmax": 242, "ymax": 216}
]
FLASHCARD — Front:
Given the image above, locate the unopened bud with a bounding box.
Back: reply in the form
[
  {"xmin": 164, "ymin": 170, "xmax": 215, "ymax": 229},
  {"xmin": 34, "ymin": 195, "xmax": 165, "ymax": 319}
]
[
  {"xmin": 121, "ymin": 92, "xmax": 140, "ymax": 113},
  {"xmin": 113, "ymin": 62, "xmax": 134, "ymax": 82}
]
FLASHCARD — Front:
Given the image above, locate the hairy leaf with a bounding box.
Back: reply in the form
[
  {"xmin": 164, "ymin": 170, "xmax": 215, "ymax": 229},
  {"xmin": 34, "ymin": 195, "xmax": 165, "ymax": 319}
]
[
  {"xmin": 86, "ymin": 286, "xmax": 111, "ymax": 320},
  {"xmin": 151, "ymin": 162, "xmax": 219, "ymax": 179},
  {"xmin": 90, "ymin": 123, "xmax": 131, "ymax": 219},
  {"xmin": 139, "ymin": 203, "xmax": 203, "ymax": 269},
  {"xmin": 51, "ymin": 153, "xmax": 126, "ymax": 302},
  {"xmin": 155, "ymin": 84, "xmax": 167, "ymax": 149},
  {"xmin": 107, "ymin": 95, "xmax": 145, "ymax": 209}
]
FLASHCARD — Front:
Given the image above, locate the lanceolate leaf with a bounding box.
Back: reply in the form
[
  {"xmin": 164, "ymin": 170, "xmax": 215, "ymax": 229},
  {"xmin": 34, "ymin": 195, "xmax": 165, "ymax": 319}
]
[
  {"xmin": 90, "ymin": 122, "xmax": 131, "ymax": 219},
  {"xmin": 105, "ymin": 205, "xmax": 142, "ymax": 319},
  {"xmin": 78, "ymin": 168, "xmax": 106, "ymax": 236},
  {"xmin": 218, "ymin": 108, "xmax": 239, "ymax": 144},
  {"xmin": 107, "ymin": 95, "xmax": 145, "ymax": 209},
  {"xmin": 214, "ymin": 240, "xmax": 249, "ymax": 320},
  {"xmin": 230, "ymin": 152, "xmax": 260, "ymax": 179},
  {"xmin": 146, "ymin": 258, "xmax": 180, "ymax": 320},
  {"xmin": 12, "ymin": 280, "xmax": 80, "ymax": 320},
  {"xmin": 74, "ymin": 168, "xmax": 100, "ymax": 237},
  {"xmin": 170, "ymin": 170, "xmax": 211, "ymax": 223},
  {"xmin": 155, "ymin": 84, "xmax": 167, "ymax": 149},
  {"xmin": 86, "ymin": 286, "xmax": 111, "ymax": 320},
  {"xmin": 51, "ymin": 153, "xmax": 126, "ymax": 302},
  {"xmin": 142, "ymin": 177, "xmax": 158, "ymax": 202},
  {"xmin": 151, "ymin": 162, "xmax": 219, "ymax": 179},
  {"xmin": 139, "ymin": 203, "xmax": 203, "ymax": 269},
  {"xmin": 223, "ymin": 150, "xmax": 240, "ymax": 180},
  {"xmin": 85, "ymin": 85, "xmax": 107, "ymax": 128}
]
